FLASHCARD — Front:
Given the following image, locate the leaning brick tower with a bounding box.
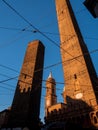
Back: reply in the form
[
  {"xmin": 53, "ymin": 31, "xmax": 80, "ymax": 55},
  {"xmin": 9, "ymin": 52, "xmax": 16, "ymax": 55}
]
[
  {"xmin": 55, "ymin": 0, "xmax": 98, "ymax": 106},
  {"xmin": 55, "ymin": 0, "xmax": 98, "ymax": 128},
  {"xmin": 8, "ymin": 40, "xmax": 45, "ymax": 129}
]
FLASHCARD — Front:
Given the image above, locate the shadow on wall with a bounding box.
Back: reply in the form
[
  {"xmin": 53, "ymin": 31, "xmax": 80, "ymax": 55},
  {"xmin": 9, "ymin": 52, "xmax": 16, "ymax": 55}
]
[{"xmin": 44, "ymin": 96, "xmax": 98, "ymax": 129}]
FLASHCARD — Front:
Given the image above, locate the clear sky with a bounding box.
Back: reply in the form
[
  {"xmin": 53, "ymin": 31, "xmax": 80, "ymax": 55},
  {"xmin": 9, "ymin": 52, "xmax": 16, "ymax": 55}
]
[{"xmin": 0, "ymin": 0, "xmax": 98, "ymax": 123}]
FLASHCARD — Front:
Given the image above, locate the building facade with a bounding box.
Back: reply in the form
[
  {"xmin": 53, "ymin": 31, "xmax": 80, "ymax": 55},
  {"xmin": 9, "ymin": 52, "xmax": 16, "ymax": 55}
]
[{"xmin": 44, "ymin": 0, "xmax": 98, "ymax": 129}]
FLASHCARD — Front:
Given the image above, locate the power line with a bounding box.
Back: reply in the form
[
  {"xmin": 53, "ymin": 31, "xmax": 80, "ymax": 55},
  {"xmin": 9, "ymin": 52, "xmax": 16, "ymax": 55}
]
[
  {"xmin": 0, "ymin": 85, "xmax": 15, "ymax": 91},
  {"xmin": 2, "ymin": 0, "xmax": 85, "ymax": 65},
  {"xmin": 0, "ymin": 26, "xmax": 30, "ymax": 32},
  {"xmin": 1, "ymin": 0, "xmax": 98, "ymax": 90},
  {"xmin": 1, "ymin": 78, "xmax": 98, "ymax": 95},
  {"xmin": 0, "ymin": 32, "xmax": 34, "ymax": 49},
  {"xmin": 0, "ymin": 46, "xmax": 97, "ymax": 86},
  {"xmin": 1, "ymin": 25, "xmax": 98, "ymax": 42},
  {"xmin": 2, "ymin": 82, "xmax": 15, "ymax": 88},
  {"xmin": 0, "ymin": 76, "xmax": 18, "ymax": 84},
  {"xmin": 0, "ymin": 68, "xmax": 97, "ymax": 93},
  {"xmin": 0, "ymin": 70, "xmax": 93, "ymax": 92},
  {"xmin": 0, "ymin": 64, "xmax": 20, "ymax": 74},
  {"xmin": 2, "ymin": 0, "xmax": 98, "ymax": 70},
  {"xmin": 0, "ymin": 44, "xmax": 98, "ymax": 74}
]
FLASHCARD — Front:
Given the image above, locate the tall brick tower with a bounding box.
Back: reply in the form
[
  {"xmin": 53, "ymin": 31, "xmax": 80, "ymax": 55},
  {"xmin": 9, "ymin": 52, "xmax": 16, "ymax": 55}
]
[
  {"xmin": 45, "ymin": 72, "xmax": 57, "ymax": 116},
  {"xmin": 55, "ymin": 0, "xmax": 98, "ymax": 109},
  {"xmin": 8, "ymin": 40, "xmax": 45, "ymax": 129}
]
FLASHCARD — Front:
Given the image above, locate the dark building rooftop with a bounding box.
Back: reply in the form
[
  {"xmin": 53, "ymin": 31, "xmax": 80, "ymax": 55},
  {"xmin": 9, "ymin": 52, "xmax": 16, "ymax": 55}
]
[{"xmin": 84, "ymin": 0, "xmax": 98, "ymax": 18}]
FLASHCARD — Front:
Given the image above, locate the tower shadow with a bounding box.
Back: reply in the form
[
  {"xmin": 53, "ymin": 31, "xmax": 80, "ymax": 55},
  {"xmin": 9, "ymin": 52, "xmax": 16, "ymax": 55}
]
[{"xmin": 44, "ymin": 96, "xmax": 98, "ymax": 129}]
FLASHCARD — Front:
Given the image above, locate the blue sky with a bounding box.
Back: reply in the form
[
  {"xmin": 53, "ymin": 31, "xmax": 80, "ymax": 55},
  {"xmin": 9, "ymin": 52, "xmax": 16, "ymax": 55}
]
[{"xmin": 0, "ymin": 0, "xmax": 98, "ymax": 122}]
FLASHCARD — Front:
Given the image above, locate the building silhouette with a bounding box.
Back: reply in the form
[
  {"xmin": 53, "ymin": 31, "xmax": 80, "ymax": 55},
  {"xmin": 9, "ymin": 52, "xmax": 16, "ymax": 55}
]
[
  {"xmin": 0, "ymin": 40, "xmax": 45, "ymax": 130},
  {"xmin": 84, "ymin": 0, "xmax": 98, "ymax": 18},
  {"xmin": 44, "ymin": 0, "xmax": 98, "ymax": 129}
]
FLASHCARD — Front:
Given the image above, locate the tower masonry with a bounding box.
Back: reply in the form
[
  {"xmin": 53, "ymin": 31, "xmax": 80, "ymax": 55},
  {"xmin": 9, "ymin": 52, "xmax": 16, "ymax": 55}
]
[
  {"xmin": 8, "ymin": 40, "xmax": 45, "ymax": 129},
  {"xmin": 45, "ymin": 72, "xmax": 57, "ymax": 116},
  {"xmin": 55, "ymin": 0, "xmax": 98, "ymax": 107}
]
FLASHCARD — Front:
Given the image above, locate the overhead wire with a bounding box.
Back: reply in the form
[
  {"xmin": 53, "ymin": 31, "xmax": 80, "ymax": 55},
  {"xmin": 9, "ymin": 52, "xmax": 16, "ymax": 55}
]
[
  {"xmin": 0, "ymin": 65, "xmax": 97, "ymax": 93},
  {"xmin": 0, "ymin": 0, "xmax": 97, "ymax": 54},
  {"xmin": 0, "ymin": 0, "xmax": 60, "ymax": 50},
  {"xmin": 1, "ymin": 26, "xmax": 98, "ymax": 43},
  {"xmin": 1, "ymin": 0, "xmax": 98, "ymax": 111},
  {"xmin": 2, "ymin": 0, "xmax": 85, "ymax": 65},
  {"xmin": 0, "ymin": 26, "xmax": 30, "ymax": 32},
  {"xmin": 0, "ymin": 6, "xmax": 98, "ymax": 86},
  {"xmin": 0, "ymin": 0, "xmax": 95, "ymax": 117},
  {"xmin": 0, "ymin": 64, "xmax": 64, "ymax": 92},
  {"xmin": 0, "ymin": 76, "xmax": 97, "ymax": 110},
  {"xmin": 1, "ymin": 82, "xmax": 16, "ymax": 89},
  {"xmin": 0, "ymin": 4, "xmax": 59, "ymax": 42},
  {"xmin": 0, "ymin": 70, "xmax": 95, "ymax": 96},
  {"xmin": 2, "ymin": 0, "xmax": 97, "ymax": 69},
  {"xmin": 2, "ymin": 0, "xmax": 97, "ymax": 66},
  {"xmin": 0, "ymin": 45, "xmax": 98, "ymax": 84},
  {"xmin": 0, "ymin": 76, "xmax": 18, "ymax": 84},
  {"xmin": 0, "ymin": 28, "xmax": 34, "ymax": 48},
  {"xmin": 0, "ymin": 74, "xmax": 96, "ymax": 91},
  {"xmin": 0, "ymin": 85, "xmax": 15, "ymax": 91}
]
